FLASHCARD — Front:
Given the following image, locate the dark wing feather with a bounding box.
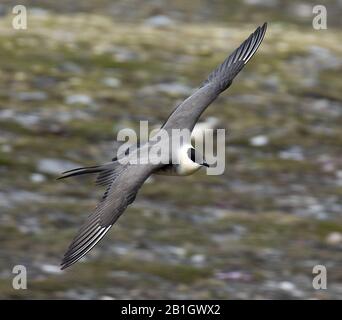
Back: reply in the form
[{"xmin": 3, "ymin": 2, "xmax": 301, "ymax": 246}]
[
  {"xmin": 60, "ymin": 164, "xmax": 153, "ymax": 270},
  {"xmin": 162, "ymin": 23, "xmax": 267, "ymax": 131}
]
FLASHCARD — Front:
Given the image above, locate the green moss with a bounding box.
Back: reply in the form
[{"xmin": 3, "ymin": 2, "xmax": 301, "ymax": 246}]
[{"xmin": 254, "ymin": 158, "xmax": 318, "ymax": 173}]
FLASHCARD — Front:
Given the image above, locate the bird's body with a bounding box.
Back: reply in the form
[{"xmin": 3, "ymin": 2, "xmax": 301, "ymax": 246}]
[{"xmin": 58, "ymin": 23, "xmax": 268, "ymax": 269}]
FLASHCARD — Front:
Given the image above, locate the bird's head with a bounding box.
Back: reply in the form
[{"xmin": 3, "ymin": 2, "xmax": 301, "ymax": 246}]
[{"xmin": 188, "ymin": 147, "xmax": 209, "ymax": 168}]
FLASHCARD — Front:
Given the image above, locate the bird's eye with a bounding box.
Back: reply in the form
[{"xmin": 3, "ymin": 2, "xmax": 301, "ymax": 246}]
[{"xmin": 189, "ymin": 148, "xmax": 196, "ymax": 162}]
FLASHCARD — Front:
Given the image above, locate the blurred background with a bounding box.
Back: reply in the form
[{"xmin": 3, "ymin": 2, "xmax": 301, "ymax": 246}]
[{"xmin": 0, "ymin": 0, "xmax": 341, "ymax": 299}]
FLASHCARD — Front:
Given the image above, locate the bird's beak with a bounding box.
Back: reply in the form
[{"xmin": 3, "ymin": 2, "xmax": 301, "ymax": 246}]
[{"xmin": 202, "ymin": 162, "xmax": 210, "ymax": 168}]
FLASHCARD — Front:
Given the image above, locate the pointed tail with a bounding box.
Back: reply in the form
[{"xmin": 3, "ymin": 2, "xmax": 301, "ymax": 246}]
[
  {"xmin": 56, "ymin": 165, "xmax": 103, "ymax": 180},
  {"xmin": 57, "ymin": 161, "xmax": 126, "ymax": 189}
]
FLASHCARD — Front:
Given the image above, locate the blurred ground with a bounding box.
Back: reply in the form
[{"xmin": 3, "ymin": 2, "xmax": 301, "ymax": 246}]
[{"xmin": 0, "ymin": 1, "xmax": 341, "ymax": 299}]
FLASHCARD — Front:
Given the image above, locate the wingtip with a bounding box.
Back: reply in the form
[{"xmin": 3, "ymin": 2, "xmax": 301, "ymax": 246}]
[
  {"xmin": 261, "ymin": 22, "xmax": 268, "ymax": 33},
  {"xmin": 60, "ymin": 257, "xmax": 73, "ymax": 270},
  {"xmin": 60, "ymin": 263, "xmax": 69, "ymax": 270},
  {"xmin": 60, "ymin": 249, "xmax": 77, "ymax": 270},
  {"xmin": 261, "ymin": 22, "xmax": 268, "ymax": 40},
  {"xmin": 255, "ymin": 23, "xmax": 267, "ymax": 36},
  {"xmin": 56, "ymin": 170, "xmax": 72, "ymax": 181},
  {"xmin": 56, "ymin": 174, "xmax": 69, "ymax": 181}
]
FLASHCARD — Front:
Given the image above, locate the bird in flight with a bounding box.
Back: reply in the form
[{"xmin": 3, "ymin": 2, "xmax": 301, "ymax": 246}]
[{"xmin": 58, "ymin": 23, "xmax": 267, "ymax": 269}]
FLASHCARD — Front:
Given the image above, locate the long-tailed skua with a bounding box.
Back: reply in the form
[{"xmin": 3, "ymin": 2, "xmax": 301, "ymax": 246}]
[{"xmin": 58, "ymin": 23, "xmax": 267, "ymax": 269}]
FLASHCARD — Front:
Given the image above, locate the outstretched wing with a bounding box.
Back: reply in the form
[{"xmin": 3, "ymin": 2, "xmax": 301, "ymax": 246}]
[
  {"xmin": 61, "ymin": 164, "xmax": 153, "ymax": 269},
  {"xmin": 162, "ymin": 23, "xmax": 267, "ymax": 131}
]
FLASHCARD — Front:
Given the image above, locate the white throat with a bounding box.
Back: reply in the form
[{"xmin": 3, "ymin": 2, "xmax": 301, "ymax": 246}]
[{"xmin": 176, "ymin": 144, "xmax": 201, "ymax": 176}]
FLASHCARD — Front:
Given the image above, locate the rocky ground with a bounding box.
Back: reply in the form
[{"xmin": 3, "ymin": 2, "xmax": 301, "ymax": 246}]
[{"xmin": 0, "ymin": 1, "xmax": 341, "ymax": 299}]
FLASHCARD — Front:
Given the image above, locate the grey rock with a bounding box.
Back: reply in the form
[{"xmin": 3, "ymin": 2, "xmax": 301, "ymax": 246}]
[
  {"xmin": 30, "ymin": 173, "xmax": 46, "ymax": 183},
  {"xmin": 18, "ymin": 216, "xmax": 41, "ymax": 234},
  {"xmin": 0, "ymin": 109, "xmax": 14, "ymax": 119},
  {"xmin": 29, "ymin": 7, "xmax": 49, "ymax": 17},
  {"xmin": 0, "ymin": 4, "xmax": 6, "ymax": 16},
  {"xmin": 99, "ymin": 295, "xmax": 115, "ymax": 300},
  {"xmin": 1, "ymin": 144, "xmax": 12, "ymax": 153},
  {"xmin": 65, "ymin": 94, "xmax": 93, "ymax": 105},
  {"xmin": 290, "ymin": 3, "xmax": 313, "ymax": 18},
  {"xmin": 40, "ymin": 264, "xmax": 62, "ymax": 274},
  {"xmin": 326, "ymin": 232, "xmax": 342, "ymax": 245},
  {"xmin": 144, "ymin": 15, "xmax": 175, "ymax": 28},
  {"xmin": 102, "ymin": 77, "xmax": 121, "ymax": 88},
  {"xmin": 215, "ymin": 271, "xmax": 252, "ymax": 281},
  {"xmin": 141, "ymin": 82, "xmax": 192, "ymax": 97},
  {"xmin": 278, "ymin": 146, "xmax": 304, "ymax": 161},
  {"xmin": 308, "ymin": 46, "xmax": 342, "ymax": 70},
  {"xmin": 249, "ymin": 135, "xmax": 269, "ymax": 147},
  {"xmin": 38, "ymin": 158, "xmax": 79, "ymax": 175},
  {"xmin": 15, "ymin": 114, "xmax": 41, "ymax": 127},
  {"xmin": 190, "ymin": 254, "xmax": 206, "ymax": 265},
  {"xmin": 59, "ymin": 62, "xmax": 82, "ymax": 73},
  {"xmin": 244, "ymin": 0, "xmax": 278, "ymax": 7},
  {"xmin": 114, "ymin": 48, "xmax": 140, "ymax": 62},
  {"xmin": 263, "ymin": 75, "xmax": 280, "ymax": 91},
  {"xmin": 17, "ymin": 91, "xmax": 48, "ymax": 101}
]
